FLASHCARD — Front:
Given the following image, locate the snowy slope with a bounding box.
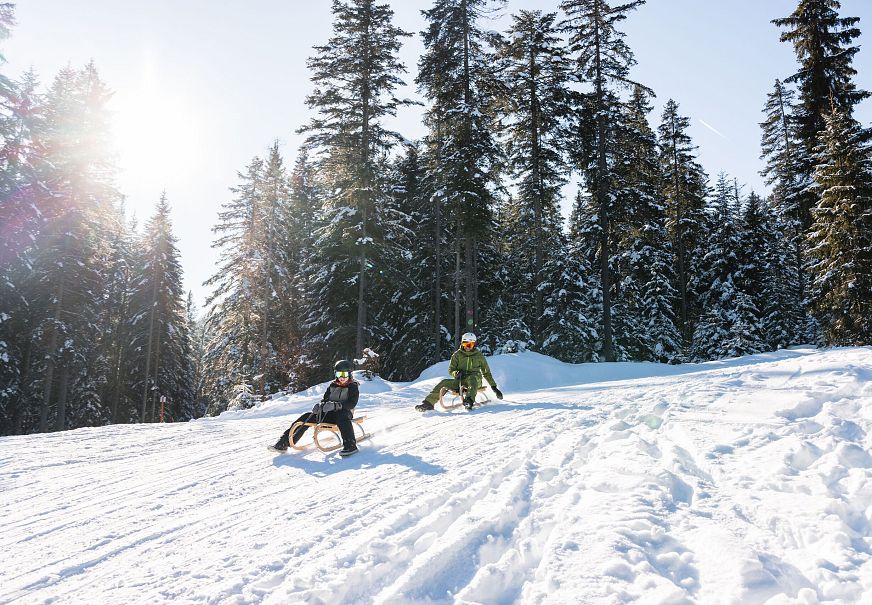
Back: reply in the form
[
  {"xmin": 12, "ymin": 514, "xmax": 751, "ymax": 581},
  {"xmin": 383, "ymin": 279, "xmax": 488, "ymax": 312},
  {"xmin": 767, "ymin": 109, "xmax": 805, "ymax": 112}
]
[{"xmin": 2, "ymin": 347, "xmax": 872, "ymax": 605}]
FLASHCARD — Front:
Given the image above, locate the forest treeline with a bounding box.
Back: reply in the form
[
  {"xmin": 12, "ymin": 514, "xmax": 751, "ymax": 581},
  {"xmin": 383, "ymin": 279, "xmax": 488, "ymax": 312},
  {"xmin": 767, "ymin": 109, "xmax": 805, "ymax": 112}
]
[{"xmin": 1, "ymin": 0, "xmax": 870, "ymax": 434}]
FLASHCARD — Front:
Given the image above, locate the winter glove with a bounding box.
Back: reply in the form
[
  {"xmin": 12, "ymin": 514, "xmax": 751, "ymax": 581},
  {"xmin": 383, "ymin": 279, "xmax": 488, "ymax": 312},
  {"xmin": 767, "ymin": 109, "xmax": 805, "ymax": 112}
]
[
  {"xmin": 320, "ymin": 401, "xmax": 340, "ymax": 413},
  {"xmin": 493, "ymin": 387, "xmax": 503, "ymax": 400}
]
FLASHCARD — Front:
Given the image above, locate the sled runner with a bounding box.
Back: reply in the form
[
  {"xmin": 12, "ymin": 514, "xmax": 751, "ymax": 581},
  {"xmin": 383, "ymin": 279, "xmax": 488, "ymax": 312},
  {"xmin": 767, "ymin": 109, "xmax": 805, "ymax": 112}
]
[
  {"xmin": 438, "ymin": 386, "xmax": 490, "ymax": 410},
  {"xmin": 289, "ymin": 415, "xmax": 370, "ymax": 453}
]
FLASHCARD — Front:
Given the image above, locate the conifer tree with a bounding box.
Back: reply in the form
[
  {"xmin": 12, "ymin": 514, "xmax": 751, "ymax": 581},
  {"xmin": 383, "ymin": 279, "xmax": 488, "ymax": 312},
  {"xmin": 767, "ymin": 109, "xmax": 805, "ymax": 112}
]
[
  {"xmin": 99, "ymin": 207, "xmax": 137, "ymax": 424},
  {"xmin": 693, "ymin": 175, "xmax": 764, "ymax": 360},
  {"xmin": 658, "ymin": 99, "xmax": 708, "ymax": 352},
  {"xmin": 495, "ymin": 9, "xmax": 571, "ymax": 349},
  {"xmin": 418, "ymin": 0, "xmax": 504, "ymax": 345},
  {"xmin": 299, "ymin": 0, "xmax": 412, "ymax": 363},
  {"xmin": 552, "ymin": 190, "xmax": 602, "ymax": 361},
  {"xmin": 739, "ymin": 192, "xmax": 793, "ymax": 350},
  {"xmin": 807, "ymin": 105, "xmax": 872, "ymax": 344},
  {"xmin": 128, "ymin": 194, "xmax": 194, "ymax": 422},
  {"xmin": 252, "ymin": 142, "xmax": 294, "ymax": 397},
  {"xmin": 370, "ymin": 144, "xmax": 440, "ymax": 380},
  {"xmin": 185, "ymin": 292, "xmax": 208, "ymax": 419},
  {"xmin": 560, "ymin": 0, "xmax": 645, "ymax": 362},
  {"xmin": 613, "ymin": 87, "xmax": 680, "ymax": 362},
  {"xmin": 203, "ymin": 158, "xmax": 265, "ymax": 411},
  {"xmin": 284, "ymin": 149, "xmax": 321, "ymax": 390},
  {"xmin": 773, "ymin": 0, "xmax": 869, "ymax": 231},
  {"xmin": 760, "ymin": 79, "xmax": 807, "ymax": 341},
  {"xmin": 29, "ymin": 63, "xmax": 120, "ymax": 432}
]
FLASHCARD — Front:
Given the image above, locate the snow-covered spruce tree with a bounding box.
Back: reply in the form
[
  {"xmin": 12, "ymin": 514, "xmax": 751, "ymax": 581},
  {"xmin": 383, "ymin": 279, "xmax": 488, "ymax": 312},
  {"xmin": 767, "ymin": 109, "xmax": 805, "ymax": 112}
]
[
  {"xmin": 494, "ymin": 9, "xmax": 572, "ymax": 351},
  {"xmin": 807, "ymin": 106, "xmax": 872, "ymax": 345},
  {"xmin": 0, "ymin": 13, "xmax": 42, "ymax": 433},
  {"xmin": 250, "ymin": 142, "xmax": 294, "ymax": 398},
  {"xmin": 25, "ymin": 63, "xmax": 121, "ymax": 433},
  {"xmin": 0, "ymin": 68, "xmax": 42, "ymax": 433},
  {"xmin": 203, "ymin": 157, "xmax": 265, "ymax": 412},
  {"xmin": 128, "ymin": 193, "xmax": 195, "ymax": 423},
  {"xmin": 759, "ymin": 79, "xmax": 807, "ymax": 342},
  {"xmin": 98, "ymin": 206, "xmax": 138, "ymax": 424},
  {"xmin": 612, "ymin": 86, "xmax": 681, "ymax": 362},
  {"xmin": 283, "ymin": 148, "xmax": 321, "ymax": 391},
  {"xmin": 692, "ymin": 175, "xmax": 765, "ymax": 360},
  {"xmin": 417, "ymin": 0, "xmax": 504, "ymax": 347},
  {"xmin": 739, "ymin": 192, "xmax": 794, "ymax": 351},
  {"xmin": 182, "ymin": 293, "xmax": 208, "ymax": 420},
  {"xmin": 368, "ymin": 144, "xmax": 441, "ymax": 380},
  {"xmin": 550, "ymin": 189, "xmax": 602, "ymax": 362},
  {"xmin": 560, "ymin": 0, "xmax": 645, "ymax": 362},
  {"xmin": 773, "ymin": 0, "xmax": 869, "ymax": 233},
  {"xmin": 657, "ymin": 99, "xmax": 709, "ymax": 353},
  {"xmin": 299, "ymin": 0, "xmax": 413, "ymax": 367}
]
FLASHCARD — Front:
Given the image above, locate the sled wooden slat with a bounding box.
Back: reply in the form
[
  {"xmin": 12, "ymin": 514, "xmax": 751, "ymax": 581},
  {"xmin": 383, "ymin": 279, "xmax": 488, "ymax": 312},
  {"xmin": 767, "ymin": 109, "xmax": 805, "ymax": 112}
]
[
  {"xmin": 289, "ymin": 416, "xmax": 369, "ymax": 452},
  {"xmin": 438, "ymin": 387, "xmax": 490, "ymax": 410}
]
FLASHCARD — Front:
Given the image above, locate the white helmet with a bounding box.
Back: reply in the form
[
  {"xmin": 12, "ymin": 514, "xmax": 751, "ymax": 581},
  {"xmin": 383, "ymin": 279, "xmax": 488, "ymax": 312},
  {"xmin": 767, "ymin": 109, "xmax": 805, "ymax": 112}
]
[{"xmin": 461, "ymin": 332, "xmax": 477, "ymax": 344}]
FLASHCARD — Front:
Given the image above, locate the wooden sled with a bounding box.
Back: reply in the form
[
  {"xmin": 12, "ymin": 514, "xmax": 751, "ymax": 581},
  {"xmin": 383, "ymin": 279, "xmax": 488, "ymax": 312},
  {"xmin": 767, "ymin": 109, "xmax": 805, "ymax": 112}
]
[
  {"xmin": 289, "ymin": 415, "xmax": 370, "ymax": 453},
  {"xmin": 438, "ymin": 386, "xmax": 490, "ymax": 410}
]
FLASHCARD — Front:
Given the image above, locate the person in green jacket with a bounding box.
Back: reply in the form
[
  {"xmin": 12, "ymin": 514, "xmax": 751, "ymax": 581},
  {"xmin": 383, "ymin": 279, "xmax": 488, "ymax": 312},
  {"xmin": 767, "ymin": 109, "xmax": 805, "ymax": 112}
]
[{"xmin": 415, "ymin": 332, "xmax": 503, "ymax": 411}]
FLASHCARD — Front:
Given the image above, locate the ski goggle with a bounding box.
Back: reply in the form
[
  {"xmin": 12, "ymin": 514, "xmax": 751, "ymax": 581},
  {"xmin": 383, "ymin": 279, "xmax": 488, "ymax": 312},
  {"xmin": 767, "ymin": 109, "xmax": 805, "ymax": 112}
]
[
  {"xmin": 335, "ymin": 371, "xmax": 350, "ymax": 379},
  {"xmin": 461, "ymin": 341, "xmax": 475, "ymax": 350}
]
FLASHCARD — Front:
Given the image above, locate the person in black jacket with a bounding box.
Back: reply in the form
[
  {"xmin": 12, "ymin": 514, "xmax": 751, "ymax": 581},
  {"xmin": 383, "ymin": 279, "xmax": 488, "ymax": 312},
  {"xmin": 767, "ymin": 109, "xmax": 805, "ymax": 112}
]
[{"xmin": 270, "ymin": 360, "xmax": 360, "ymax": 456}]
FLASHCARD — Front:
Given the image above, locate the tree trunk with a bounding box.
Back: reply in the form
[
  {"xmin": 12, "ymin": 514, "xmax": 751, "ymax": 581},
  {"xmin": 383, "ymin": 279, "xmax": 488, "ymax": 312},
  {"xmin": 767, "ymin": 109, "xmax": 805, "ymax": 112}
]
[
  {"xmin": 465, "ymin": 236, "xmax": 475, "ymax": 333},
  {"xmin": 260, "ymin": 180, "xmax": 276, "ymax": 397},
  {"xmin": 593, "ymin": 2, "xmax": 614, "ymax": 361},
  {"xmin": 454, "ymin": 218, "xmax": 462, "ymax": 346},
  {"xmin": 434, "ymin": 165, "xmax": 442, "ymax": 363},
  {"xmin": 39, "ymin": 246, "xmax": 67, "ymax": 433},
  {"xmin": 671, "ymin": 117, "xmax": 690, "ymax": 349},
  {"xmin": 13, "ymin": 338, "xmax": 33, "ymax": 434},
  {"xmin": 460, "ymin": 0, "xmax": 477, "ymax": 333},
  {"xmin": 110, "ymin": 267, "xmax": 129, "ymax": 424},
  {"xmin": 54, "ymin": 363, "xmax": 69, "ymax": 432},
  {"xmin": 150, "ymin": 309, "xmax": 162, "ymax": 423},
  {"xmin": 356, "ymin": 10, "xmax": 373, "ymax": 358},
  {"xmin": 140, "ymin": 266, "xmax": 159, "ymax": 423},
  {"xmin": 529, "ymin": 39, "xmax": 544, "ymax": 345},
  {"xmin": 357, "ymin": 206, "xmax": 368, "ymax": 357}
]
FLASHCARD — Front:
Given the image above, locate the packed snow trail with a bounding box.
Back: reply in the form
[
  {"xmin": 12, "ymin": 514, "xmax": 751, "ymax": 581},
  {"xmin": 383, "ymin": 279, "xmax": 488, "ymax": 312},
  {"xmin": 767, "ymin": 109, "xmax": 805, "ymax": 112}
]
[{"xmin": 1, "ymin": 347, "xmax": 871, "ymax": 604}]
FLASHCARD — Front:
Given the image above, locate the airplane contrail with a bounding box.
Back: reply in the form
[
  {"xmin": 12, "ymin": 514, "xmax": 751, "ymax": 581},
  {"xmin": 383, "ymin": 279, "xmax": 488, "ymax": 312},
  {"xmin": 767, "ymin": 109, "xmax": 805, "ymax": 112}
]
[{"xmin": 699, "ymin": 118, "xmax": 727, "ymax": 139}]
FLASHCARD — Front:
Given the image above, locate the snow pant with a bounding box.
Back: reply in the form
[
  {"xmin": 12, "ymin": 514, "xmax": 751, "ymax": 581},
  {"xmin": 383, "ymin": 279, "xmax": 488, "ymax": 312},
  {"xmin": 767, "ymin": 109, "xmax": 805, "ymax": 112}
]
[
  {"xmin": 421, "ymin": 374, "xmax": 482, "ymax": 406},
  {"xmin": 278, "ymin": 409, "xmax": 356, "ymax": 448}
]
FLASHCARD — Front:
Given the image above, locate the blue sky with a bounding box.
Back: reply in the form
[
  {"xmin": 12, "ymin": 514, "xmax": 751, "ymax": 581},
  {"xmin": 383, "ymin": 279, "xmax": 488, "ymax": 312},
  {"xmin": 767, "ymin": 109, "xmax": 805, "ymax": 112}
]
[{"xmin": 5, "ymin": 1, "xmax": 872, "ymax": 307}]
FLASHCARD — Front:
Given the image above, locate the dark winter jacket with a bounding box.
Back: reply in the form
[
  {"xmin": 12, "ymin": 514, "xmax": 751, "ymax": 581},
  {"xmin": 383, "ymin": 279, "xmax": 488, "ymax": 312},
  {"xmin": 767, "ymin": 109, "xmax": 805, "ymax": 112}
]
[
  {"xmin": 448, "ymin": 348, "xmax": 497, "ymax": 388},
  {"xmin": 321, "ymin": 379, "xmax": 359, "ymax": 412}
]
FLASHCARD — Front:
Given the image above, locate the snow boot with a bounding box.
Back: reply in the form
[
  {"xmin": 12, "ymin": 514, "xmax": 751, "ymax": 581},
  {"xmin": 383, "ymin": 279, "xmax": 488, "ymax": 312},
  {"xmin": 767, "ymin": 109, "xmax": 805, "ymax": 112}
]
[
  {"xmin": 415, "ymin": 401, "xmax": 434, "ymax": 412},
  {"xmin": 339, "ymin": 443, "xmax": 359, "ymax": 457},
  {"xmin": 268, "ymin": 433, "xmax": 290, "ymax": 452}
]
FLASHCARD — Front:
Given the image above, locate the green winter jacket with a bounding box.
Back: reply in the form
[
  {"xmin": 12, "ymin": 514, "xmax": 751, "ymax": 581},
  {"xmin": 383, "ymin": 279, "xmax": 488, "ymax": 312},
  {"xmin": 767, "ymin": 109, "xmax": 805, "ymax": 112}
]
[{"xmin": 448, "ymin": 348, "xmax": 497, "ymax": 388}]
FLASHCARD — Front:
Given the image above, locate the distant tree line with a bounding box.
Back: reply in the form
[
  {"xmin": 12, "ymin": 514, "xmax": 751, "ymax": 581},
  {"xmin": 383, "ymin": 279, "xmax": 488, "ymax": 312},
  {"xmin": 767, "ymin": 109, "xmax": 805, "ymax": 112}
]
[{"xmin": 1, "ymin": 0, "xmax": 870, "ymax": 431}]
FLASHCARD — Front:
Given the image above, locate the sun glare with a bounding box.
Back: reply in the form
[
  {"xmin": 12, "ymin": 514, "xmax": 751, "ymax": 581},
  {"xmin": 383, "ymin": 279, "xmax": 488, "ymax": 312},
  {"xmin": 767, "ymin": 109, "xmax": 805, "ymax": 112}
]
[{"xmin": 109, "ymin": 50, "xmax": 205, "ymax": 214}]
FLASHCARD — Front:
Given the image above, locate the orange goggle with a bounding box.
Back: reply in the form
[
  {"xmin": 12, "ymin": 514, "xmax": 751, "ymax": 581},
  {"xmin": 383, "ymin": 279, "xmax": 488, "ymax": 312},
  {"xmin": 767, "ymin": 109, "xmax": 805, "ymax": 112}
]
[
  {"xmin": 335, "ymin": 371, "xmax": 350, "ymax": 378},
  {"xmin": 461, "ymin": 341, "xmax": 475, "ymax": 350}
]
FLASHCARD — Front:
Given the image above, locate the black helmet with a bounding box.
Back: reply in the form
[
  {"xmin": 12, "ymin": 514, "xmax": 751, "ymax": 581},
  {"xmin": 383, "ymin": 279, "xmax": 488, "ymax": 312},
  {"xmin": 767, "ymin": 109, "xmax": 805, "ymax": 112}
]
[{"xmin": 334, "ymin": 359, "xmax": 353, "ymax": 373}]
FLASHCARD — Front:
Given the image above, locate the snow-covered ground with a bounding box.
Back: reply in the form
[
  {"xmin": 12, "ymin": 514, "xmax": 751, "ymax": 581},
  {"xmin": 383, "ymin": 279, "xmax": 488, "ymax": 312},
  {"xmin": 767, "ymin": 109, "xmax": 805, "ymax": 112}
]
[{"xmin": 2, "ymin": 347, "xmax": 872, "ymax": 605}]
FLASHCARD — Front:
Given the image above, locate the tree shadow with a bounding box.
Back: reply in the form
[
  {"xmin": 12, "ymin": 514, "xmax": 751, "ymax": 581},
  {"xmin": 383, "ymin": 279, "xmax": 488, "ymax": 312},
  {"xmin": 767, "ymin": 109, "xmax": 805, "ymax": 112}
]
[{"xmin": 271, "ymin": 446, "xmax": 446, "ymax": 477}]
